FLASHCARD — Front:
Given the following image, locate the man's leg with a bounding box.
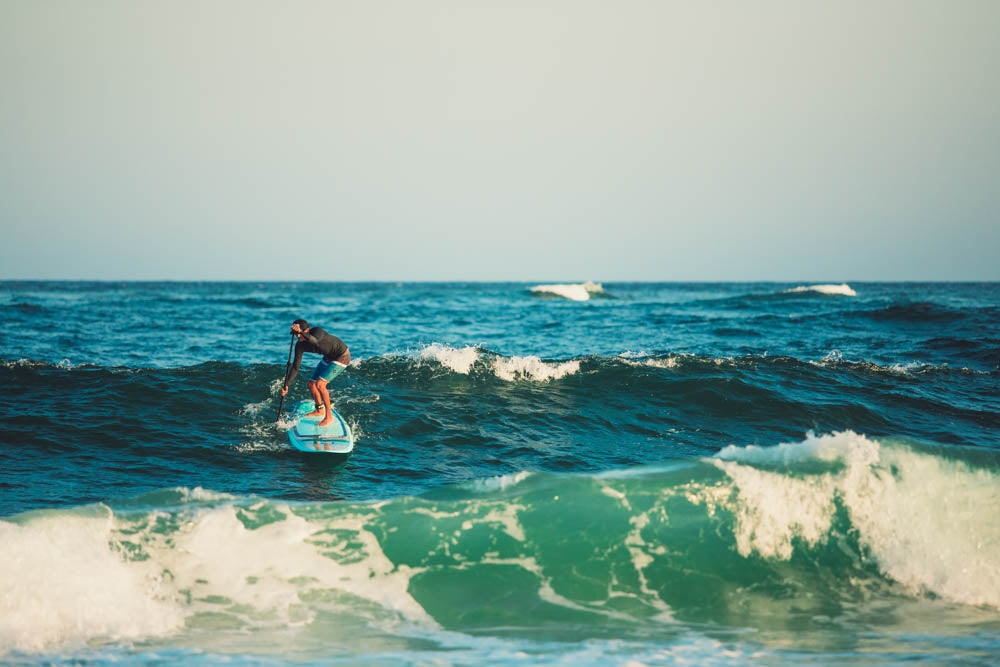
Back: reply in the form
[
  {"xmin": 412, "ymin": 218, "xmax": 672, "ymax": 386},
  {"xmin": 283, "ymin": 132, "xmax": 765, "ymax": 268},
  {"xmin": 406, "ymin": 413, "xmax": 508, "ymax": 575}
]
[
  {"xmin": 305, "ymin": 380, "xmax": 324, "ymax": 417},
  {"xmin": 316, "ymin": 379, "xmax": 334, "ymax": 427}
]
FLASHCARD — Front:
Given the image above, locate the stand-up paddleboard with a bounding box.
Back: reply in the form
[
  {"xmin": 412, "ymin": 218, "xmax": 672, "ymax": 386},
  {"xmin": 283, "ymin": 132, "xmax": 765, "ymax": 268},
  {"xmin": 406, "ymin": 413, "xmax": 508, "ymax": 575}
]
[{"xmin": 288, "ymin": 400, "xmax": 354, "ymax": 454}]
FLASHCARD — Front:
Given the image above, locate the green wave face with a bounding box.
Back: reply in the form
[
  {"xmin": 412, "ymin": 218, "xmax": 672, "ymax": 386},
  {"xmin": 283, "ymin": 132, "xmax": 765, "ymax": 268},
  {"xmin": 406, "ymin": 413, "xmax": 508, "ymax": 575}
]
[{"xmin": 2, "ymin": 433, "xmax": 999, "ymax": 660}]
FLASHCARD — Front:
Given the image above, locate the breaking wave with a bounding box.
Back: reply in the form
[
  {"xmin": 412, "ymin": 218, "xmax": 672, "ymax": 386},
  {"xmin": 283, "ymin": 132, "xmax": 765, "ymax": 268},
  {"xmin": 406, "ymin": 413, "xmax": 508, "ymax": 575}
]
[
  {"xmin": 412, "ymin": 343, "xmax": 581, "ymax": 381},
  {"xmin": 2, "ymin": 432, "xmax": 997, "ymax": 655}
]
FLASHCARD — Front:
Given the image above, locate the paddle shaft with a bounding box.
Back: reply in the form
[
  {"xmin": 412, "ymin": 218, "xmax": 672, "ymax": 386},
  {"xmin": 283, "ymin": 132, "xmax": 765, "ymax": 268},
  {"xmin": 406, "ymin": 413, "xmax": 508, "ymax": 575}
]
[{"xmin": 275, "ymin": 334, "xmax": 295, "ymax": 421}]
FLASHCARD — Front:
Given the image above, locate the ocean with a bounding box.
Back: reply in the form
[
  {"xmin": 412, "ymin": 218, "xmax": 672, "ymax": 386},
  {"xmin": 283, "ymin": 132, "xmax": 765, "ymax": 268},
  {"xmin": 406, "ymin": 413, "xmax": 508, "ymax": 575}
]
[{"xmin": 1, "ymin": 281, "xmax": 998, "ymax": 664}]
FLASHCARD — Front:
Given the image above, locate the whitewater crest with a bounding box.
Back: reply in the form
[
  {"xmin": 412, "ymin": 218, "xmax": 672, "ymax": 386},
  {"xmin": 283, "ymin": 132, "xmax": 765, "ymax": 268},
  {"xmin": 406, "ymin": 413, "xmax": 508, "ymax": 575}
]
[
  {"xmin": 529, "ymin": 281, "xmax": 604, "ymax": 301},
  {"xmin": 417, "ymin": 343, "xmax": 580, "ymax": 381},
  {"xmin": 0, "ymin": 507, "xmax": 185, "ymax": 652},
  {"xmin": 0, "ymin": 500, "xmax": 432, "ymax": 655},
  {"xmin": 784, "ymin": 283, "xmax": 857, "ymax": 296},
  {"xmin": 705, "ymin": 431, "xmax": 1000, "ymax": 609}
]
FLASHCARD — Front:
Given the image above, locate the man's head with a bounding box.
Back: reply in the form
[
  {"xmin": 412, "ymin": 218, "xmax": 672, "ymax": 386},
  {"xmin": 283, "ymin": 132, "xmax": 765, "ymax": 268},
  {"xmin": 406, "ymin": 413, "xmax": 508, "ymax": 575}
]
[{"xmin": 291, "ymin": 319, "xmax": 309, "ymax": 336}]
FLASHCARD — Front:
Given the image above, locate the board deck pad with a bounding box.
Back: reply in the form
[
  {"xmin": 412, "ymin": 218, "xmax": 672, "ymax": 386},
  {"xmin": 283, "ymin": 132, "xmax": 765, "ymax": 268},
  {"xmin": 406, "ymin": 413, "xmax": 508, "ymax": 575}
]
[{"xmin": 288, "ymin": 400, "xmax": 354, "ymax": 454}]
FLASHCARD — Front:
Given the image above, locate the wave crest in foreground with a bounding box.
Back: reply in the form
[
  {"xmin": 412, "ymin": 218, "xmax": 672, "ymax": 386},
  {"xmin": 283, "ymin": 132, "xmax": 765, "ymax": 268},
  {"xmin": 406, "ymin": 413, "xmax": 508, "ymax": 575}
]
[
  {"xmin": 713, "ymin": 431, "xmax": 1000, "ymax": 607},
  {"xmin": 3, "ymin": 433, "xmax": 998, "ymax": 655}
]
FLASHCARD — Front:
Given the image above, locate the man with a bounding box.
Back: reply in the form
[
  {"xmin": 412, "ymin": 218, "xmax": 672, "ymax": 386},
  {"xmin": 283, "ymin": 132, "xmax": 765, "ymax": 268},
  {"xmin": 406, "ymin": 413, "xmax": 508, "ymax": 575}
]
[{"xmin": 280, "ymin": 319, "xmax": 350, "ymax": 427}]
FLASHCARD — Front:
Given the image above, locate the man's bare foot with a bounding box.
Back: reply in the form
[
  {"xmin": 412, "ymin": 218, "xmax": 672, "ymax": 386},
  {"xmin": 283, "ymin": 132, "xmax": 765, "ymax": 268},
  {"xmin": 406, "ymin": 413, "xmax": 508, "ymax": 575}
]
[
  {"xmin": 318, "ymin": 417, "xmax": 334, "ymax": 427},
  {"xmin": 305, "ymin": 410, "xmax": 324, "ymax": 418}
]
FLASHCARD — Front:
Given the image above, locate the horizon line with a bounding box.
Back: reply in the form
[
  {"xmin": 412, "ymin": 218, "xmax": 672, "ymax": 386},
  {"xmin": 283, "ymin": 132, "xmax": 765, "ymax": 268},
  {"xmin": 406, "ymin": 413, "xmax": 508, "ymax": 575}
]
[{"xmin": 2, "ymin": 278, "xmax": 998, "ymax": 284}]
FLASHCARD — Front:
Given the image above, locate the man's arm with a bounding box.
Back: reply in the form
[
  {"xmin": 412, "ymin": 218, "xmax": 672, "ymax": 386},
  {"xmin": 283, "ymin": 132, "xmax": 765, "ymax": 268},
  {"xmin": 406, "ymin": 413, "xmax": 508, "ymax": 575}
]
[
  {"xmin": 283, "ymin": 341, "xmax": 305, "ymax": 390},
  {"xmin": 303, "ymin": 331, "xmax": 323, "ymax": 348}
]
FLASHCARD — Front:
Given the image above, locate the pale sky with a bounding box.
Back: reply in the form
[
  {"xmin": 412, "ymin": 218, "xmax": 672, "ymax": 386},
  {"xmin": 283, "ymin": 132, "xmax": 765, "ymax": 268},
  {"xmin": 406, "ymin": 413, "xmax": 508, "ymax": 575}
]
[{"xmin": 1, "ymin": 1, "xmax": 998, "ymax": 281}]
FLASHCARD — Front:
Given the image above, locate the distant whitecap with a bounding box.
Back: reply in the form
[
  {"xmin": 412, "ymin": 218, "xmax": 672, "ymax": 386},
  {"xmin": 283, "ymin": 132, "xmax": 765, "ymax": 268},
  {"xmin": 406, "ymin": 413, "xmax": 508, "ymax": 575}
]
[
  {"xmin": 530, "ymin": 281, "xmax": 604, "ymax": 301},
  {"xmin": 785, "ymin": 283, "xmax": 857, "ymax": 297}
]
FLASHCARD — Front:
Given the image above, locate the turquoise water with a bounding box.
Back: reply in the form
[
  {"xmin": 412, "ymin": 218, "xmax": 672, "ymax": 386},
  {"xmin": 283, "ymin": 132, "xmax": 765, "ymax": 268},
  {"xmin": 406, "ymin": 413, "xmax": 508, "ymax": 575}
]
[{"xmin": 1, "ymin": 282, "xmax": 998, "ymax": 663}]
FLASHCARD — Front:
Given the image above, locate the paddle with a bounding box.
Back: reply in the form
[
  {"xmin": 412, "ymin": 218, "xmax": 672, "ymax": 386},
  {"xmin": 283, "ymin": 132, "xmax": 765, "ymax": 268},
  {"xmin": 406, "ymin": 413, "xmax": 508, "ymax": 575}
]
[{"xmin": 275, "ymin": 334, "xmax": 295, "ymax": 421}]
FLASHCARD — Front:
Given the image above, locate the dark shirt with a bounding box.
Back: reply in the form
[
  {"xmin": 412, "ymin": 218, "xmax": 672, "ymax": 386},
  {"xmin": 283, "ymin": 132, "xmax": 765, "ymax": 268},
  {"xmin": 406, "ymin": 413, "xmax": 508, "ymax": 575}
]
[{"xmin": 283, "ymin": 327, "xmax": 348, "ymax": 386}]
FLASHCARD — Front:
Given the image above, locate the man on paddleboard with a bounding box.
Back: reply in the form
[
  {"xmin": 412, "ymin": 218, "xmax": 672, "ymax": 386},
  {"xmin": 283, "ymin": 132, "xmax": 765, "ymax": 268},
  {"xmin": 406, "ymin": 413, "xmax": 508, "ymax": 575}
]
[{"xmin": 280, "ymin": 319, "xmax": 350, "ymax": 427}]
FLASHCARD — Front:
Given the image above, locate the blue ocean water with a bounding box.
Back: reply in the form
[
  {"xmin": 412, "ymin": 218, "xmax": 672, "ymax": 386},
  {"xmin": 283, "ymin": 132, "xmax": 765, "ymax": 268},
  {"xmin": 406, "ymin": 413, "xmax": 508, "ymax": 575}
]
[{"xmin": 1, "ymin": 281, "xmax": 998, "ymax": 664}]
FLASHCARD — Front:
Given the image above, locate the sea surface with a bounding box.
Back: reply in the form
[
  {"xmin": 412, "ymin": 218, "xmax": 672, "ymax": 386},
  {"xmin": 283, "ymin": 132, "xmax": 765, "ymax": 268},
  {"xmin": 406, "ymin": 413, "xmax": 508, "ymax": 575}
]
[{"xmin": 1, "ymin": 281, "xmax": 999, "ymax": 665}]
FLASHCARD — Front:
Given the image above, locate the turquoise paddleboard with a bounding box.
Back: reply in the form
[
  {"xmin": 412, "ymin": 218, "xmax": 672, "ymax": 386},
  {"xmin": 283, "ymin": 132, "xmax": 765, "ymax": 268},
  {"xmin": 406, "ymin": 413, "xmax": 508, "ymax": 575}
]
[{"xmin": 288, "ymin": 400, "xmax": 355, "ymax": 454}]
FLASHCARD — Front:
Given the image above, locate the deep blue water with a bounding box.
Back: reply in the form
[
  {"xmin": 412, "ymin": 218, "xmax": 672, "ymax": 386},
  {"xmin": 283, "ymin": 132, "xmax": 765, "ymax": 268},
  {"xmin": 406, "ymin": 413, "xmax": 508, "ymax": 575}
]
[{"xmin": 1, "ymin": 281, "xmax": 998, "ymax": 664}]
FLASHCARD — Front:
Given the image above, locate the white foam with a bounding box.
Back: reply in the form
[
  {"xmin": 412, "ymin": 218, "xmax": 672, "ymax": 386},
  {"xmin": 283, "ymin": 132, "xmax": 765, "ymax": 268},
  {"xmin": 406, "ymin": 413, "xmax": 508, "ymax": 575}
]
[
  {"xmin": 600, "ymin": 485, "xmax": 629, "ymax": 507},
  {"xmin": 419, "ymin": 343, "xmax": 481, "ymax": 374},
  {"xmin": 274, "ymin": 413, "xmax": 297, "ymax": 431},
  {"xmin": 811, "ymin": 351, "xmax": 980, "ymax": 376},
  {"xmin": 2, "ymin": 358, "xmax": 80, "ymax": 370},
  {"xmin": 530, "ymin": 281, "xmax": 604, "ymax": 301},
  {"xmin": 415, "ymin": 345, "xmax": 580, "ymax": 382},
  {"xmin": 1, "ymin": 359, "xmax": 42, "ymax": 368},
  {"xmin": 469, "ymin": 505, "xmax": 527, "ymax": 543},
  {"xmin": 705, "ymin": 432, "xmax": 1000, "ymax": 608},
  {"xmin": 0, "ymin": 500, "xmax": 436, "ymax": 654},
  {"xmin": 164, "ymin": 504, "xmax": 431, "ymax": 625},
  {"xmin": 478, "ymin": 554, "xmax": 642, "ymax": 623},
  {"xmin": 643, "ymin": 356, "xmax": 682, "ymax": 370},
  {"xmin": 785, "ymin": 283, "xmax": 857, "ymax": 296},
  {"xmin": 176, "ymin": 487, "xmax": 237, "ymax": 503},
  {"xmin": 346, "ymin": 415, "xmax": 366, "ymax": 443},
  {"xmin": 623, "ymin": 354, "xmax": 734, "ymax": 371},
  {"xmin": 590, "ymin": 482, "xmax": 675, "ymax": 622},
  {"xmin": 492, "ymin": 355, "xmax": 580, "ymax": 382},
  {"xmin": 0, "ymin": 508, "xmax": 184, "ymax": 653},
  {"xmin": 623, "ymin": 512, "xmax": 675, "ymax": 623},
  {"xmin": 464, "ymin": 471, "xmax": 533, "ymax": 493},
  {"xmin": 240, "ymin": 398, "xmax": 270, "ymax": 416},
  {"xmin": 709, "ymin": 460, "xmax": 839, "ymax": 560},
  {"xmin": 716, "ymin": 430, "xmax": 879, "ymax": 467},
  {"xmin": 237, "ymin": 409, "xmax": 293, "ymax": 452}
]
